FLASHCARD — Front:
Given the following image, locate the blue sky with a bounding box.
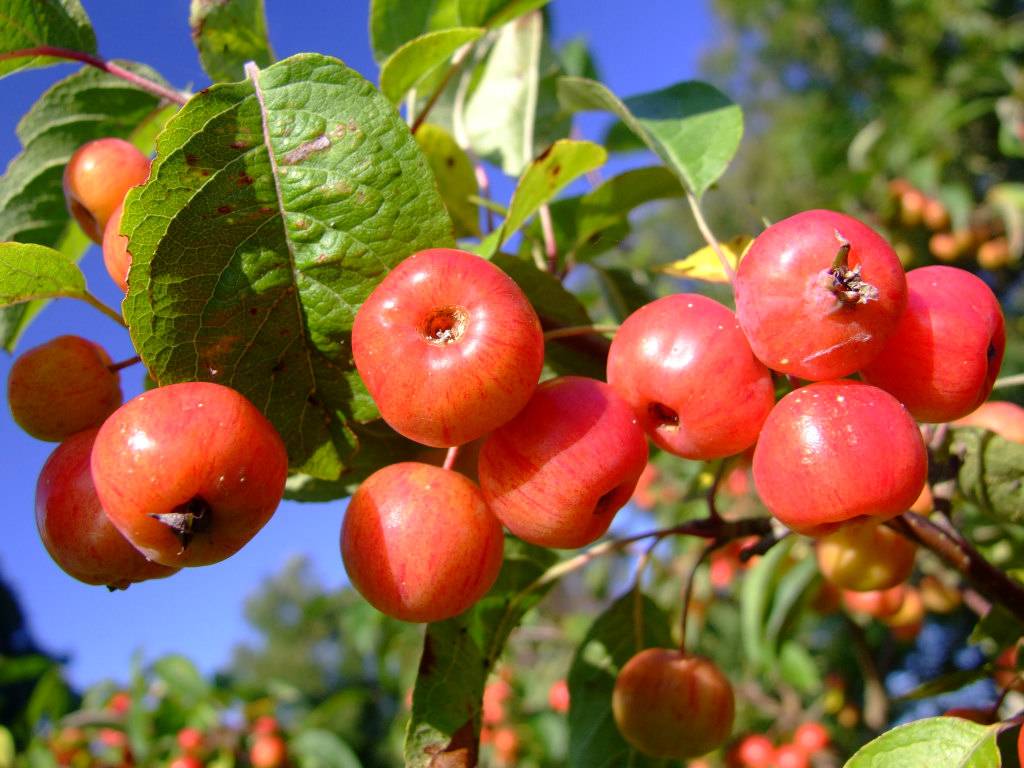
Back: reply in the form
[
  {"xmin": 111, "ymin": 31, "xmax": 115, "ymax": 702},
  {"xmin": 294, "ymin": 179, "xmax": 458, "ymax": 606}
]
[{"xmin": 0, "ymin": 0, "xmax": 717, "ymax": 689}]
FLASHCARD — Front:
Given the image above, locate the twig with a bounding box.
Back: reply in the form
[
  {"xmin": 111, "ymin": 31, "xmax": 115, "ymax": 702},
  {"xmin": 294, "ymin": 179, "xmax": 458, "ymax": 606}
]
[
  {"xmin": 542, "ymin": 324, "xmax": 618, "ymax": 341},
  {"xmin": 0, "ymin": 46, "xmax": 189, "ymax": 105},
  {"xmin": 705, "ymin": 460, "xmax": 727, "ymax": 522},
  {"xmin": 686, "ymin": 190, "xmax": 735, "ymax": 284},
  {"xmin": 994, "ymin": 373, "xmax": 1024, "ymax": 389},
  {"xmin": 410, "ymin": 43, "xmax": 474, "ymax": 135}
]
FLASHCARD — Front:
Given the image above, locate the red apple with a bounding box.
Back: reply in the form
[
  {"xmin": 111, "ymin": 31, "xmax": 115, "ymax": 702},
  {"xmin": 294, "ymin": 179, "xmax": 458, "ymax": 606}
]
[
  {"xmin": 63, "ymin": 138, "xmax": 150, "ymax": 242},
  {"xmin": 752, "ymin": 381, "xmax": 927, "ymax": 536},
  {"xmin": 91, "ymin": 382, "xmax": 288, "ymax": 567},
  {"xmin": 842, "ymin": 584, "xmax": 907, "ymax": 619},
  {"xmin": 249, "ymin": 734, "xmax": 286, "ymax": 768},
  {"xmin": 728, "ymin": 734, "xmax": 774, "ymax": 768},
  {"xmin": 341, "ymin": 462, "xmax": 504, "ymax": 622},
  {"xmin": 606, "ymin": 294, "xmax": 774, "ymax": 459},
  {"xmin": 954, "ymin": 400, "xmax": 1024, "ymax": 444},
  {"xmin": 352, "ymin": 247, "xmax": 544, "ymax": 447},
  {"xmin": 176, "ymin": 727, "xmax": 204, "ymax": 755},
  {"xmin": 103, "ymin": 203, "xmax": 131, "ymax": 292},
  {"xmin": 792, "ymin": 722, "xmax": 829, "ymax": 754},
  {"xmin": 774, "ymin": 743, "xmax": 810, "ymax": 768},
  {"xmin": 36, "ymin": 429, "xmax": 178, "ymax": 589},
  {"xmin": 861, "ymin": 266, "xmax": 1005, "ymax": 422},
  {"xmin": 612, "ymin": 648, "xmax": 735, "ymax": 759},
  {"xmin": 548, "ymin": 679, "xmax": 570, "ymax": 714},
  {"xmin": 8, "ymin": 335, "xmax": 122, "ymax": 442},
  {"xmin": 478, "ymin": 376, "xmax": 649, "ymax": 549}
]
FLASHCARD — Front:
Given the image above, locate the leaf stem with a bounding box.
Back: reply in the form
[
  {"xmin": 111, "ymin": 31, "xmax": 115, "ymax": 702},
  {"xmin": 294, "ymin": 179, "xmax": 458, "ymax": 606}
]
[
  {"xmin": 994, "ymin": 372, "xmax": 1024, "ymax": 389},
  {"xmin": 680, "ymin": 542, "xmax": 718, "ymax": 653},
  {"xmin": 686, "ymin": 190, "xmax": 736, "ymax": 285},
  {"xmin": 538, "ymin": 203, "xmax": 558, "ymax": 273},
  {"xmin": 0, "ymin": 46, "xmax": 189, "ymax": 105},
  {"xmin": 542, "ymin": 323, "xmax": 618, "ymax": 341},
  {"xmin": 80, "ymin": 291, "xmax": 127, "ymax": 328}
]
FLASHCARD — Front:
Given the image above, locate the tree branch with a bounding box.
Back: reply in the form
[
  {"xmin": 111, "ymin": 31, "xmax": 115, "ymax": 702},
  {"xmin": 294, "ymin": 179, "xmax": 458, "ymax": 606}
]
[{"xmin": 0, "ymin": 46, "xmax": 189, "ymax": 105}]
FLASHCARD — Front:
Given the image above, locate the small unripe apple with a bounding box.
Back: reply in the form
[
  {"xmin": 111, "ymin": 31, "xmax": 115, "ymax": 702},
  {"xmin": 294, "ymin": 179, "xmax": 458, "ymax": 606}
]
[
  {"xmin": 607, "ymin": 294, "xmax": 774, "ymax": 459},
  {"xmin": 816, "ymin": 520, "xmax": 916, "ymax": 591},
  {"xmin": 341, "ymin": 462, "xmax": 504, "ymax": 622},
  {"xmin": 352, "ymin": 247, "xmax": 544, "ymax": 447},
  {"xmin": 102, "ymin": 203, "xmax": 131, "ymax": 292},
  {"xmin": 882, "ymin": 585, "xmax": 924, "ymax": 638},
  {"xmin": 8, "ymin": 335, "xmax": 122, "ymax": 441},
  {"xmin": 63, "ymin": 138, "xmax": 150, "ymax": 242},
  {"xmin": 36, "ymin": 429, "xmax": 178, "ymax": 589},
  {"xmin": 861, "ymin": 266, "xmax": 1005, "ymax": 422},
  {"xmin": 478, "ymin": 376, "xmax": 649, "ymax": 549},
  {"xmin": 91, "ymin": 382, "xmax": 288, "ymax": 567},
  {"xmin": 612, "ymin": 648, "xmax": 735, "ymax": 759},
  {"xmin": 919, "ymin": 575, "xmax": 961, "ymax": 614}
]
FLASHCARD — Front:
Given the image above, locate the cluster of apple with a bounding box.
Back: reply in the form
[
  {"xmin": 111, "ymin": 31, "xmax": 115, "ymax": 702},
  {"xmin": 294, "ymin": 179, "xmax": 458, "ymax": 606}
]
[
  {"xmin": 886, "ymin": 178, "xmax": 1013, "ymax": 269},
  {"xmin": 725, "ymin": 723, "xmax": 830, "ymax": 768},
  {"xmin": 8, "ymin": 139, "xmax": 289, "ymax": 591}
]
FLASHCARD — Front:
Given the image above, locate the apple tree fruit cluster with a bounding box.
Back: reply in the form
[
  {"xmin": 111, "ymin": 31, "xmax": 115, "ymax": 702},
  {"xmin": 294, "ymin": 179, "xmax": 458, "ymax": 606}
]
[{"xmin": 2, "ymin": 1, "xmax": 1024, "ymax": 766}]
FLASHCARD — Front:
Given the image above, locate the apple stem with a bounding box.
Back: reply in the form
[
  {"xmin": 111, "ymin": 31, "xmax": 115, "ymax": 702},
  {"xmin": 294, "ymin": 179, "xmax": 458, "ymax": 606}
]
[
  {"xmin": 680, "ymin": 542, "xmax": 719, "ymax": 653},
  {"xmin": 825, "ymin": 229, "xmax": 879, "ymax": 304},
  {"xmin": 442, "ymin": 446, "xmax": 459, "ymax": 471},
  {"xmin": 0, "ymin": 46, "xmax": 190, "ymax": 105},
  {"xmin": 108, "ymin": 355, "xmax": 142, "ymax": 373},
  {"xmin": 686, "ymin": 191, "xmax": 736, "ymax": 285},
  {"xmin": 994, "ymin": 372, "xmax": 1024, "ymax": 389},
  {"xmin": 705, "ymin": 459, "xmax": 727, "ymax": 521},
  {"xmin": 542, "ymin": 323, "xmax": 618, "ymax": 342}
]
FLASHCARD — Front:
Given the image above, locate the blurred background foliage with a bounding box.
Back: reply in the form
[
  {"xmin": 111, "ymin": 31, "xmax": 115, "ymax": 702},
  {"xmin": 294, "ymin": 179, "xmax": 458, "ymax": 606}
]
[{"xmin": 5, "ymin": 0, "xmax": 1024, "ymax": 766}]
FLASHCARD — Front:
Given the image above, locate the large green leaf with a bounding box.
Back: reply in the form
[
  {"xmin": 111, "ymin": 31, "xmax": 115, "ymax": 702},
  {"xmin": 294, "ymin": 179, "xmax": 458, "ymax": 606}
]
[
  {"xmin": 464, "ymin": 11, "xmax": 570, "ymax": 175},
  {"xmin": 404, "ymin": 539, "xmax": 557, "ymax": 767},
  {"xmin": 572, "ymin": 165, "xmax": 682, "ymax": 252},
  {"xmin": 379, "ymin": 27, "xmax": 483, "ymax": 104},
  {"xmin": 122, "ymin": 53, "xmax": 453, "ymax": 481},
  {"xmin": 558, "ymin": 76, "xmax": 743, "ymax": 199},
  {"xmin": 739, "ymin": 536, "xmax": 795, "ymax": 672},
  {"xmin": 844, "ymin": 717, "xmax": 999, "ymax": 768},
  {"xmin": 954, "ymin": 427, "xmax": 1024, "ymax": 524},
  {"xmin": 368, "ymin": 0, "xmax": 551, "ymax": 62},
  {"xmin": 567, "ymin": 591, "xmax": 673, "ymax": 768},
  {"xmin": 189, "ymin": 0, "xmax": 275, "ymax": 84},
  {"xmin": 0, "ymin": 62, "xmax": 170, "ymax": 351},
  {"xmin": 0, "ymin": 242, "xmax": 87, "ymax": 305},
  {"xmin": 0, "ymin": 0, "xmax": 95, "ymax": 78}
]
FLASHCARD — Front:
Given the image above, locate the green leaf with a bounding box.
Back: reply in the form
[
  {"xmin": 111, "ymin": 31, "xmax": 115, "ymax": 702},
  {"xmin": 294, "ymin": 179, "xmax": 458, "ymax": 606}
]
[
  {"xmin": 593, "ymin": 266, "xmax": 653, "ymax": 324},
  {"xmin": 844, "ymin": 717, "xmax": 999, "ymax": 768},
  {"xmin": 414, "ymin": 123, "xmax": 479, "ymax": 237},
  {"xmin": 465, "ymin": 11, "xmax": 570, "ymax": 175},
  {"xmin": 900, "ymin": 667, "xmax": 992, "ymax": 702},
  {"xmin": 24, "ymin": 667, "xmax": 74, "ymax": 731},
  {"xmin": 0, "ymin": 654, "xmax": 56, "ymax": 685},
  {"xmin": 380, "ymin": 28, "xmax": 483, "ymax": 104},
  {"xmin": 954, "ymin": 428, "xmax": 1024, "ymax": 524},
  {"xmin": 778, "ymin": 640, "xmax": 821, "ymax": 694},
  {"xmin": 971, "ymin": 603, "xmax": 1024, "ymax": 648},
  {"xmin": 290, "ymin": 729, "xmax": 364, "ymax": 768},
  {"xmin": 558, "ymin": 76, "xmax": 743, "ymax": 199},
  {"xmin": 151, "ymin": 655, "xmax": 209, "ymax": 704},
  {"xmin": 0, "ymin": 726, "xmax": 13, "ymax": 768},
  {"xmin": 491, "ymin": 253, "xmax": 605, "ymax": 378},
  {"xmin": 0, "ymin": 242, "xmax": 87, "ymax": 306},
  {"xmin": 404, "ymin": 539, "xmax": 557, "ymax": 766},
  {"xmin": 121, "ymin": 53, "xmax": 453, "ymax": 480},
  {"xmin": 484, "ymin": 138, "xmax": 605, "ymax": 255},
  {"xmin": 764, "ymin": 556, "xmax": 818, "ymax": 651},
  {"xmin": 0, "ymin": 0, "xmax": 96, "ymax": 78},
  {"xmin": 740, "ymin": 537, "xmax": 794, "ymax": 672},
  {"xmin": 0, "ymin": 62, "xmax": 169, "ymax": 351},
  {"xmin": 567, "ymin": 591, "xmax": 673, "ymax": 768},
  {"xmin": 189, "ymin": 0, "xmax": 275, "ymax": 84},
  {"xmin": 368, "ymin": 0, "xmax": 550, "ymax": 61},
  {"xmin": 572, "ymin": 166, "xmax": 682, "ymax": 251}
]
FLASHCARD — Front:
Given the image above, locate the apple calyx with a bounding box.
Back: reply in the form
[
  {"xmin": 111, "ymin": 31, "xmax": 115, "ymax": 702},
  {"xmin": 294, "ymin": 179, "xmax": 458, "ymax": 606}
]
[
  {"xmin": 825, "ymin": 231, "xmax": 878, "ymax": 305},
  {"xmin": 150, "ymin": 496, "xmax": 213, "ymax": 552},
  {"xmin": 424, "ymin": 305, "xmax": 468, "ymax": 344}
]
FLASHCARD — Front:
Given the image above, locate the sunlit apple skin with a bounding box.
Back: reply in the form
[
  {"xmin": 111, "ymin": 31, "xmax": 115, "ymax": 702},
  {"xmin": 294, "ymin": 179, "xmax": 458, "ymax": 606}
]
[
  {"xmin": 816, "ymin": 519, "xmax": 916, "ymax": 592},
  {"xmin": 612, "ymin": 649, "xmax": 735, "ymax": 759},
  {"xmin": 861, "ymin": 266, "xmax": 1005, "ymax": 422},
  {"xmin": 478, "ymin": 376, "xmax": 649, "ymax": 549},
  {"xmin": 91, "ymin": 382, "xmax": 288, "ymax": 567},
  {"xmin": 102, "ymin": 203, "xmax": 131, "ymax": 292},
  {"xmin": 752, "ymin": 381, "xmax": 927, "ymax": 536},
  {"xmin": 352, "ymin": 248, "xmax": 544, "ymax": 448},
  {"xmin": 734, "ymin": 210, "xmax": 907, "ymax": 380},
  {"xmin": 607, "ymin": 294, "xmax": 774, "ymax": 459},
  {"xmin": 841, "ymin": 584, "xmax": 906, "ymax": 618},
  {"xmin": 63, "ymin": 138, "xmax": 150, "ymax": 242},
  {"xmin": 36, "ymin": 429, "xmax": 178, "ymax": 589},
  {"xmin": 341, "ymin": 462, "xmax": 504, "ymax": 623},
  {"xmin": 8, "ymin": 335, "xmax": 122, "ymax": 442},
  {"xmin": 249, "ymin": 734, "xmax": 286, "ymax": 768},
  {"xmin": 954, "ymin": 400, "xmax": 1024, "ymax": 443}
]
